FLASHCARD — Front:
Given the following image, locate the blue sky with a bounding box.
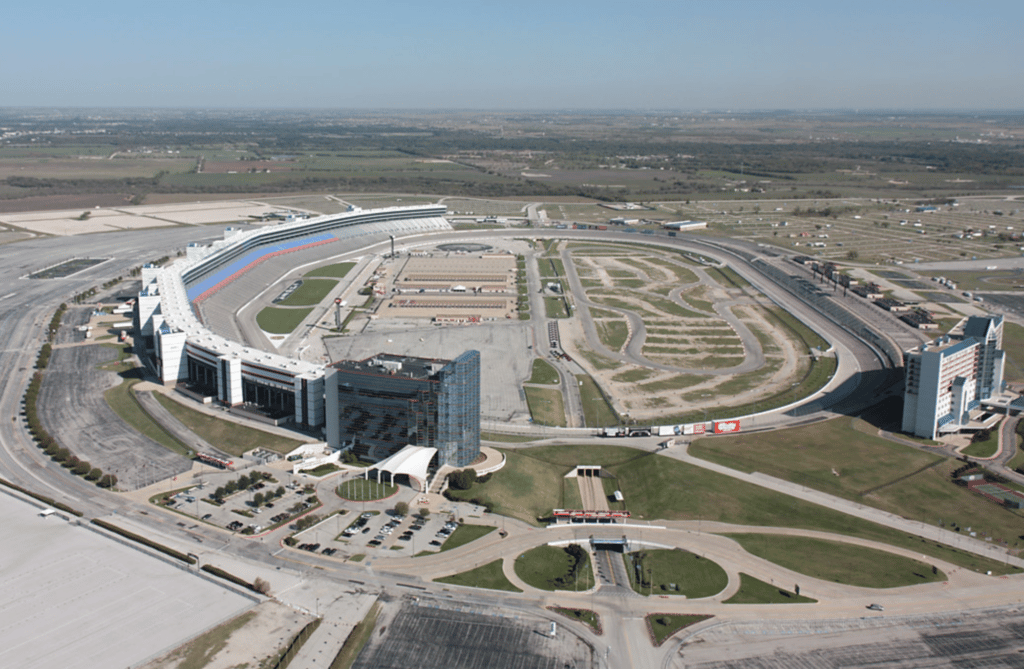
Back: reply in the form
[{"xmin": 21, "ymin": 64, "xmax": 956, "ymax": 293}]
[{"xmin": 2, "ymin": 0, "xmax": 1021, "ymax": 110}]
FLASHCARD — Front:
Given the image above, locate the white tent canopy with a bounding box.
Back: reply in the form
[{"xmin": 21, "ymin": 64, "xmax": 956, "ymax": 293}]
[{"xmin": 367, "ymin": 445, "xmax": 438, "ymax": 493}]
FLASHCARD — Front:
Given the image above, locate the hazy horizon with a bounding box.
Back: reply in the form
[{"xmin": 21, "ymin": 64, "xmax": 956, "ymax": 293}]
[{"xmin": 2, "ymin": 0, "xmax": 1021, "ymax": 111}]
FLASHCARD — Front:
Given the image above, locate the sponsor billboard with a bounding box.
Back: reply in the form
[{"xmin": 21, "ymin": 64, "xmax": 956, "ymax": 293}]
[
  {"xmin": 713, "ymin": 420, "xmax": 741, "ymax": 434},
  {"xmin": 657, "ymin": 423, "xmax": 710, "ymax": 436}
]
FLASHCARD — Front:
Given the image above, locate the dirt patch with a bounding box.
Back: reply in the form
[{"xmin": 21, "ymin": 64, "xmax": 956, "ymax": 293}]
[{"xmin": 140, "ymin": 601, "xmax": 312, "ymax": 669}]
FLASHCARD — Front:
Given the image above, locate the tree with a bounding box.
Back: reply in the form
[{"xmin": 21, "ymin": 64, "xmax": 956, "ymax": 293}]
[
  {"xmin": 72, "ymin": 461, "xmax": 91, "ymax": 476},
  {"xmin": 846, "ymin": 249, "xmax": 860, "ymax": 261},
  {"xmin": 98, "ymin": 474, "xmax": 117, "ymax": 489},
  {"xmin": 449, "ymin": 469, "xmax": 478, "ymax": 491},
  {"xmin": 394, "ymin": 501, "xmax": 409, "ymax": 516},
  {"xmin": 86, "ymin": 467, "xmax": 102, "ymax": 481},
  {"xmin": 275, "ymin": 486, "xmax": 285, "ymax": 499},
  {"xmin": 253, "ymin": 492, "xmax": 265, "ymax": 507},
  {"xmin": 418, "ymin": 507, "xmax": 430, "ymax": 518},
  {"xmin": 252, "ymin": 577, "xmax": 271, "ymax": 596}
]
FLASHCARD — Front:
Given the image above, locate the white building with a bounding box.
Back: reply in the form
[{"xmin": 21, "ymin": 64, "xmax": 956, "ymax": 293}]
[{"xmin": 902, "ymin": 316, "xmax": 1005, "ymax": 439}]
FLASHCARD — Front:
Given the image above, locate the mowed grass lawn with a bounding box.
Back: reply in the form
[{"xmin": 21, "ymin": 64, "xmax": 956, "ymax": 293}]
[
  {"xmin": 723, "ymin": 573, "xmax": 817, "ymax": 604},
  {"xmin": 727, "ymin": 534, "xmax": 946, "ymax": 588},
  {"xmin": 690, "ymin": 417, "xmax": 942, "ymax": 499},
  {"xmin": 577, "ymin": 374, "xmax": 619, "ymax": 427},
  {"xmin": 306, "ymin": 261, "xmax": 355, "ymax": 279},
  {"xmin": 690, "ymin": 417, "xmax": 1024, "ymax": 551},
  {"xmin": 276, "ymin": 278, "xmax": 337, "ymax": 306},
  {"xmin": 451, "ymin": 444, "xmax": 1019, "ymax": 573},
  {"xmin": 527, "ymin": 358, "xmax": 560, "ymax": 385},
  {"xmin": 154, "ymin": 394, "xmax": 304, "ymax": 456},
  {"xmin": 434, "ymin": 559, "xmax": 521, "ymax": 592},
  {"xmin": 524, "ymin": 386, "xmax": 566, "ymax": 426},
  {"xmin": 439, "ymin": 524, "xmax": 495, "ymax": 553},
  {"xmin": 514, "ymin": 544, "xmax": 594, "ymax": 591},
  {"xmin": 256, "ymin": 306, "xmax": 313, "ymax": 334},
  {"xmin": 446, "ymin": 450, "xmax": 565, "ymax": 524},
  {"xmin": 625, "ymin": 549, "xmax": 728, "ymax": 598}
]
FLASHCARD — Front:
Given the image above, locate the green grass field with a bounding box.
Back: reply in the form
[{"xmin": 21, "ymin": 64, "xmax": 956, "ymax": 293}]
[
  {"xmin": 727, "ymin": 534, "xmax": 946, "ymax": 588},
  {"xmin": 276, "ymin": 278, "xmax": 338, "ymax": 306},
  {"xmin": 438, "ymin": 524, "xmax": 496, "ymax": 553},
  {"xmin": 548, "ymin": 607, "xmax": 601, "ymax": 635},
  {"xmin": 514, "ymin": 544, "xmax": 594, "ymax": 591},
  {"xmin": 452, "ymin": 444, "xmax": 1018, "ymax": 573},
  {"xmin": 256, "ymin": 306, "xmax": 313, "ymax": 334},
  {"xmin": 545, "ymin": 296, "xmax": 569, "ymax": 318},
  {"xmin": 306, "ymin": 261, "xmax": 355, "ymax": 278},
  {"xmin": 962, "ymin": 431, "xmax": 999, "ymax": 458},
  {"xmin": 624, "ymin": 549, "xmax": 728, "ymax": 598},
  {"xmin": 524, "ymin": 386, "xmax": 567, "ymax": 426},
  {"xmin": 690, "ymin": 417, "xmax": 943, "ymax": 500},
  {"xmin": 1003, "ymin": 322, "xmax": 1024, "ymax": 383},
  {"xmin": 527, "ymin": 358, "xmax": 560, "ymax": 385},
  {"xmin": 445, "ymin": 450, "xmax": 565, "ymax": 524},
  {"xmin": 104, "ymin": 376, "xmax": 193, "ymax": 458},
  {"xmin": 647, "ymin": 614, "xmax": 712, "ymax": 646},
  {"xmin": 154, "ymin": 394, "xmax": 303, "ymax": 455},
  {"xmin": 576, "ymin": 374, "xmax": 620, "ymax": 426},
  {"xmin": 723, "ymin": 573, "xmax": 817, "ymax": 604},
  {"xmin": 435, "ymin": 559, "xmax": 522, "ymax": 592},
  {"xmin": 690, "ymin": 416, "xmax": 1024, "ymax": 557}
]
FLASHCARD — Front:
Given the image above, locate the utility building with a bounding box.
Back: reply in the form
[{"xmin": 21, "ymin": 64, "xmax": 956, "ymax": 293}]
[{"xmin": 325, "ymin": 351, "xmax": 481, "ymax": 467}]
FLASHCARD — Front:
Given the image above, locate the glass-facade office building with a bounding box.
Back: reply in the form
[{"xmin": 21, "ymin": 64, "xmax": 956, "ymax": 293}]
[{"xmin": 325, "ymin": 350, "xmax": 481, "ymax": 467}]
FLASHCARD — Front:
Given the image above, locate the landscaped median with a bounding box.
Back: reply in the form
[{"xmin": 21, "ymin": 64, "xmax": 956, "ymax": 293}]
[
  {"xmin": 645, "ymin": 614, "xmax": 713, "ymax": 647},
  {"xmin": 624, "ymin": 548, "xmax": 728, "ymax": 598},
  {"xmin": 434, "ymin": 559, "xmax": 522, "ymax": 592},
  {"xmin": 514, "ymin": 544, "xmax": 594, "ymax": 591},
  {"xmin": 723, "ymin": 573, "xmax": 817, "ymax": 604}
]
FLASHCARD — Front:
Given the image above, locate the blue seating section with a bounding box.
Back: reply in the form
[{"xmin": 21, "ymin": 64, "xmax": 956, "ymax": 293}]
[{"xmin": 186, "ymin": 232, "xmax": 335, "ymax": 301}]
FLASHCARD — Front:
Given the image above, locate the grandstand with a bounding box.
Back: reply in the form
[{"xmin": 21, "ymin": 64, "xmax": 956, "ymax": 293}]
[{"xmin": 134, "ymin": 205, "xmax": 451, "ymax": 429}]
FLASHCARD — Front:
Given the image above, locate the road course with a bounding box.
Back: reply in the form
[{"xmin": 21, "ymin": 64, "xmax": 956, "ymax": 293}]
[{"xmin": 1, "ymin": 220, "xmax": 1021, "ymax": 668}]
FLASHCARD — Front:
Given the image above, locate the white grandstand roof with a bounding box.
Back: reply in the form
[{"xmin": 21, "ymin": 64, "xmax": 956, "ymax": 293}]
[{"xmin": 155, "ymin": 205, "xmax": 451, "ymax": 380}]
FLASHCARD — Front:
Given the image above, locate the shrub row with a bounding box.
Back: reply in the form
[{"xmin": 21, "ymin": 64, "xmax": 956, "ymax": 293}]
[
  {"xmin": 0, "ymin": 477, "xmax": 83, "ymax": 517},
  {"xmin": 46, "ymin": 303, "xmax": 67, "ymax": 343},
  {"xmin": 24, "ymin": 317, "xmax": 119, "ymax": 490},
  {"xmin": 200, "ymin": 564, "xmax": 271, "ymax": 596},
  {"xmin": 91, "ymin": 518, "xmax": 196, "ymax": 564}
]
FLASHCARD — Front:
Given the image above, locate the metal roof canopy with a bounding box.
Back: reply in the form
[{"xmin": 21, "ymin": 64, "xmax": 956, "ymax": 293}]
[{"xmin": 369, "ymin": 445, "xmax": 438, "ymax": 493}]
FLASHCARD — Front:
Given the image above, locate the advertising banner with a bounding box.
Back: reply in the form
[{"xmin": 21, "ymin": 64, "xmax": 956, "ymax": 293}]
[
  {"xmin": 691, "ymin": 423, "xmax": 706, "ymax": 435},
  {"xmin": 713, "ymin": 420, "xmax": 741, "ymax": 434}
]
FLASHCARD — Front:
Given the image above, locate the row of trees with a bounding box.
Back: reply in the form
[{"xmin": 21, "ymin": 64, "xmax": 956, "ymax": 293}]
[
  {"xmin": 24, "ymin": 319, "xmax": 117, "ymax": 489},
  {"xmin": 209, "ymin": 470, "xmax": 274, "ymax": 503}
]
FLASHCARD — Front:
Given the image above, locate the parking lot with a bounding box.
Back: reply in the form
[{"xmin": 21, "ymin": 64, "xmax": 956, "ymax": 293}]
[
  {"xmin": 158, "ymin": 469, "xmax": 320, "ymax": 535},
  {"xmin": 293, "ymin": 505, "xmax": 466, "ymax": 557}
]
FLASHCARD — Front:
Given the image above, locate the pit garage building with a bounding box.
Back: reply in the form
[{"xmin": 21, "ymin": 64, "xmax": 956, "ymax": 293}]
[{"xmin": 133, "ymin": 205, "xmax": 450, "ymax": 429}]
